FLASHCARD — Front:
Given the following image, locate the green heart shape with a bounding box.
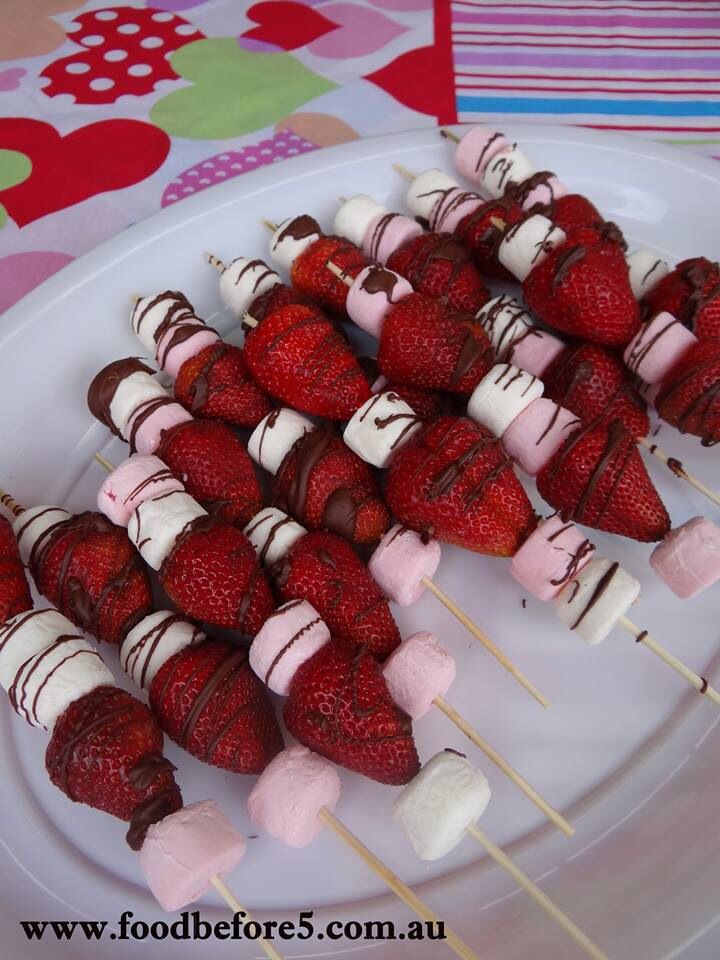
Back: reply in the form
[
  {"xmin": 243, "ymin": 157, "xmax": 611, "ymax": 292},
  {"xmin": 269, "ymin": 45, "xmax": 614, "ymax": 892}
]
[
  {"xmin": 0, "ymin": 149, "xmax": 32, "ymax": 228},
  {"xmin": 151, "ymin": 38, "xmax": 337, "ymax": 140}
]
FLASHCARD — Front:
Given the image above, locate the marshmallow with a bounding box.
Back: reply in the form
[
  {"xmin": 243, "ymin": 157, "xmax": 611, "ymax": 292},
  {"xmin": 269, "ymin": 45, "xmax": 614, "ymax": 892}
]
[
  {"xmin": 109, "ymin": 372, "xmax": 169, "ymax": 438},
  {"xmin": 247, "ymin": 745, "xmax": 341, "ymax": 848},
  {"xmin": 131, "ymin": 292, "xmax": 194, "ymax": 354},
  {"xmin": 343, "ymin": 391, "xmax": 421, "ymax": 468},
  {"xmin": 383, "ymin": 632, "xmax": 456, "ymax": 720},
  {"xmin": 428, "ymin": 187, "xmax": 483, "ymax": 234},
  {"xmin": 121, "ymin": 611, "xmax": 205, "ymax": 690},
  {"xmin": 369, "ymin": 525, "xmax": 441, "ymax": 606},
  {"xmin": 650, "ymin": 517, "xmax": 720, "ymax": 599},
  {"xmin": 0, "ymin": 609, "xmax": 80, "ymax": 689},
  {"xmin": 363, "ymin": 212, "xmax": 422, "ymax": 264},
  {"xmin": 623, "ymin": 312, "xmax": 696, "ymax": 385},
  {"xmin": 454, "ymin": 126, "xmax": 511, "ymax": 183},
  {"xmin": 346, "ymin": 266, "xmax": 412, "ymax": 338},
  {"xmin": 509, "ymin": 329, "xmax": 566, "ymax": 378},
  {"xmin": 554, "ymin": 558, "xmax": 640, "ymax": 646},
  {"xmin": 510, "ymin": 515, "xmax": 595, "ymax": 601},
  {"xmin": 476, "ymin": 295, "xmax": 535, "ymax": 356},
  {"xmin": 155, "ymin": 320, "xmax": 221, "ymax": 380},
  {"xmin": 498, "ymin": 215, "xmax": 567, "ymax": 282},
  {"xmin": 139, "ymin": 800, "xmax": 247, "ymax": 912},
  {"xmin": 467, "ymin": 363, "xmax": 544, "ymax": 437},
  {"xmin": 128, "ymin": 491, "xmax": 207, "ymax": 570},
  {"xmin": 97, "ymin": 455, "xmax": 184, "ymax": 527},
  {"xmin": 13, "ymin": 506, "xmax": 70, "ymax": 566},
  {"xmin": 250, "ymin": 600, "xmax": 330, "ymax": 696},
  {"xmin": 481, "ymin": 145, "xmax": 535, "ymax": 198},
  {"xmin": 516, "ymin": 175, "xmax": 567, "ymax": 213},
  {"xmin": 502, "ymin": 398, "xmax": 580, "ymax": 476},
  {"xmin": 127, "ymin": 400, "xmax": 193, "ymax": 457},
  {"xmin": 218, "ymin": 257, "xmax": 282, "ymax": 319},
  {"xmin": 248, "ymin": 408, "xmax": 314, "ymax": 475},
  {"xmin": 626, "ymin": 249, "xmax": 670, "ymax": 300},
  {"xmin": 405, "ymin": 169, "xmax": 458, "ymax": 223},
  {"xmin": 394, "ymin": 751, "xmax": 491, "ymax": 861},
  {"xmin": 270, "ymin": 216, "xmax": 322, "ymax": 274},
  {"xmin": 244, "ymin": 508, "xmax": 307, "ymax": 568},
  {"xmin": 334, "ymin": 195, "xmax": 387, "ymax": 248}
]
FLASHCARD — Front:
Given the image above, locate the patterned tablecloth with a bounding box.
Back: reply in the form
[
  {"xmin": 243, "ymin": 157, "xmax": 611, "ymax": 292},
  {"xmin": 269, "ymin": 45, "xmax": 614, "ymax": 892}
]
[{"xmin": 1, "ymin": 0, "xmax": 718, "ymax": 315}]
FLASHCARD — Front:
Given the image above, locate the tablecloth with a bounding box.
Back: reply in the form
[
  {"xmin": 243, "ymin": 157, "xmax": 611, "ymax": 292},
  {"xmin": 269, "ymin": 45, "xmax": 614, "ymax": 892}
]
[{"xmin": 1, "ymin": 0, "xmax": 718, "ymax": 315}]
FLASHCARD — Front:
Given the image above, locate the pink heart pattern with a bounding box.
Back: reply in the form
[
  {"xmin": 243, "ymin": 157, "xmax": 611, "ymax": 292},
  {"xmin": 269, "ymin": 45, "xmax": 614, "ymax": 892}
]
[{"xmin": 308, "ymin": 3, "xmax": 407, "ymax": 58}]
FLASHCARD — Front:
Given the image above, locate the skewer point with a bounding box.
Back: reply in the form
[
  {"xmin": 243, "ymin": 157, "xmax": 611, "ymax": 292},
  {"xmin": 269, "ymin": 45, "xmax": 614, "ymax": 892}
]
[
  {"xmin": 94, "ymin": 452, "xmax": 115, "ymax": 473},
  {"xmin": 205, "ymin": 252, "xmax": 225, "ymax": 272},
  {"xmin": 440, "ymin": 128, "xmax": 460, "ymax": 144},
  {"xmin": 490, "ymin": 217, "xmax": 507, "ymax": 231},
  {"xmin": 243, "ymin": 312, "xmax": 259, "ymax": 329},
  {"xmin": 393, "ymin": 163, "xmax": 416, "ymax": 182},
  {"xmin": 261, "ymin": 219, "xmax": 278, "ymax": 233}
]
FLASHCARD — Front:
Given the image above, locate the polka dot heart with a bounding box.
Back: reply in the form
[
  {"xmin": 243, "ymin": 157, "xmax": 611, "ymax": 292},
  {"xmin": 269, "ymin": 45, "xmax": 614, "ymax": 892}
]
[{"xmin": 40, "ymin": 7, "xmax": 205, "ymax": 104}]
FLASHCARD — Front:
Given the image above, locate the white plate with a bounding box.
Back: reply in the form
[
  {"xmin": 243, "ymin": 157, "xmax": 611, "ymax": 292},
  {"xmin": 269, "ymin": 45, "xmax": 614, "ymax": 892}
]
[{"xmin": 1, "ymin": 125, "xmax": 719, "ymax": 960}]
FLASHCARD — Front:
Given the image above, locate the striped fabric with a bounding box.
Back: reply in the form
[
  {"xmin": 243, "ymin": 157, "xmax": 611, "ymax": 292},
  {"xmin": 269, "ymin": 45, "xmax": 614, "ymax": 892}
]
[{"xmin": 450, "ymin": 0, "xmax": 720, "ymax": 156}]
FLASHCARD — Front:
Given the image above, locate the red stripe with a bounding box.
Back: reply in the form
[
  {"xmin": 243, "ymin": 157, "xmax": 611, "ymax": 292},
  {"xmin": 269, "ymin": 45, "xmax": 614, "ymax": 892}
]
[
  {"xmin": 434, "ymin": 0, "xmax": 457, "ymax": 124},
  {"xmin": 454, "ymin": 3, "xmax": 720, "ymax": 11},
  {"xmin": 581, "ymin": 123, "xmax": 720, "ymax": 131},
  {"xmin": 455, "ymin": 82, "xmax": 720, "ymax": 95},
  {"xmin": 454, "ymin": 72, "xmax": 720, "ymax": 83},
  {"xmin": 453, "ymin": 40, "xmax": 720, "ymax": 49},
  {"xmin": 453, "ymin": 31, "xmax": 720, "ymax": 41}
]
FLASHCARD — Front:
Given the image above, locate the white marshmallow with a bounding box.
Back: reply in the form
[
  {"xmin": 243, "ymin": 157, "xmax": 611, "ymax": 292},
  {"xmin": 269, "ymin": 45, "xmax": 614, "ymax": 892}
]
[
  {"xmin": 498, "ymin": 215, "xmax": 566, "ymax": 282},
  {"xmin": 0, "ymin": 609, "xmax": 75, "ymax": 689},
  {"xmin": 394, "ymin": 751, "xmax": 491, "ymax": 861},
  {"xmin": 131, "ymin": 293, "xmax": 194, "ymax": 354},
  {"xmin": 269, "ymin": 217, "xmax": 321, "ymax": 274},
  {"xmin": 480, "ymin": 145, "xmax": 535, "ymax": 198},
  {"xmin": 626, "ymin": 249, "xmax": 670, "ymax": 300},
  {"xmin": 248, "ymin": 408, "xmax": 314, "ymax": 475},
  {"xmin": 109, "ymin": 372, "xmax": 169, "ymax": 438},
  {"xmin": 128, "ymin": 491, "xmax": 207, "ymax": 570},
  {"xmin": 343, "ymin": 392, "xmax": 421, "ymax": 469},
  {"xmin": 334, "ymin": 195, "xmax": 387, "ymax": 247},
  {"xmin": 554, "ymin": 558, "xmax": 640, "ymax": 646},
  {"xmin": 405, "ymin": 169, "xmax": 458, "ymax": 222},
  {"xmin": 467, "ymin": 363, "xmax": 544, "ymax": 436},
  {"xmin": 219, "ymin": 258, "xmax": 281, "ymax": 319},
  {"xmin": 244, "ymin": 508, "xmax": 307, "ymax": 567},
  {"xmin": 476, "ymin": 295, "xmax": 536, "ymax": 357},
  {"xmin": 121, "ymin": 611, "xmax": 205, "ymax": 690},
  {"xmin": 13, "ymin": 506, "xmax": 70, "ymax": 566}
]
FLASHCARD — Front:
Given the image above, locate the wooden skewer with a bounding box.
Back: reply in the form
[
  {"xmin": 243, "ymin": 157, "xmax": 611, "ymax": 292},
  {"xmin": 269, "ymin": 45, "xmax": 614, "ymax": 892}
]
[
  {"xmin": 318, "ymin": 807, "xmax": 480, "ymax": 960},
  {"xmin": 440, "ymin": 129, "xmax": 461, "ymax": 144},
  {"xmin": 242, "ymin": 312, "xmax": 259, "ymax": 329},
  {"xmin": 465, "ymin": 825, "xmax": 608, "ymax": 960},
  {"xmin": 489, "ymin": 216, "xmax": 507, "ymax": 231},
  {"xmin": 95, "ymin": 452, "xmax": 115, "ymax": 473},
  {"xmin": 393, "ymin": 163, "xmax": 417, "ymax": 182},
  {"xmin": 262, "ymin": 219, "xmax": 279, "ymax": 232},
  {"xmin": 209, "ymin": 876, "xmax": 284, "ymax": 960},
  {"xmin": 0, "ymin": 488, "xmax": 25, "ymax": 517},
  {"xmin": 326, "ymin": 259, "xmax": 353, "ymax": 287},
  {"xmin": 205, "ymin": 251, "xmax": 225, "ymax": 273},
  {"xmin": 637, "ymin": 436, "xmax": 720, "ymax": 509}
]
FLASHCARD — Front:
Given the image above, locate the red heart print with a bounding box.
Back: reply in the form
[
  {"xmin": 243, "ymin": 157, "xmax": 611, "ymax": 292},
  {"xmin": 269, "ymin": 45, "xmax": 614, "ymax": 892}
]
[
  {"xmin": 365, "ymin": 44, "xmax": 457, "ymax": 124},
  {"xmin": 242, "ymin": 1, "xmax": 338, "ymax": 51}
]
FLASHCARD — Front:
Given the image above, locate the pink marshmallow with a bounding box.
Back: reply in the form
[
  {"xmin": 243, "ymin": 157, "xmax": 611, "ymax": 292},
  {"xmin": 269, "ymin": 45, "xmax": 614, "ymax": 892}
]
[
  {"xmin": 650, "ymin": 517, "xmax": 720, "ymax": 599},
  {"xmin": 508, "ymin": 330, "xmax": 566, "ymax": 378},
  {"xmin": 429, "ymin": 188, "xmax": 483, "ymax": 233},
  {"xmin": 139, "ymin": 800, "xmax": 246, "ymax": 912},
  {"xmin": 155, "ymin": 320, "xmax": 221, "ymax": 380},
  {"xmin": 247, "ymin": 745, "xmax": 341, "ymax": 848},
  {"xmin": 510, "ymin": 514, "xmax": 596, "ymax": 601},
  {"xmin": 502, "ymin": 398, "xmax": 581, "ymax": 476},
  {"xmin": 362, "ymin": 213, "xmax": 422, "ymax": 264},
  {"xmin": 346, "ymin": 266, "xmax": 413, "ymax": 338},
  {"xmin": 249, "ymin": 600, "xmax": 330, "ymax": 696},
  {"xmin": 126, "ymin": 399, "xmax": 193, "ymax": 456},
  {"xmin": 382, "ymin": 632, "xmax": 455, "ymax": 720},
  {"xmin": 454, "ymin": 126, "xmax": 511, "ymax": 184},
  {"xmin": 369, "ymin": 525, "xmax": 441, "ymax": 606},
  {"xmin": 519, "ymin": 176, "xmax": 567, "ymax": 212},
  {"xmin": 623, "ymin": 312, "xmax": 697, "ymax": 385},
  {"xmin": 97, "ymin": 454, "xmax": 184, "ymax": 527}
]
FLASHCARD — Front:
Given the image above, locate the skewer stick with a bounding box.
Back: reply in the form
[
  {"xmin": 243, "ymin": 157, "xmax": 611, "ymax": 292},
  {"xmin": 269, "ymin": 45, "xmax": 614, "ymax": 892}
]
[
  {"xmin": 205, "ymin": 251, "xmax": 225, "ymax": 273},
  {"xmin": 326, "ymin": 259, "xmax": 353, "ymax": 287},
  {"xmin": 209, "ymin": 876, "xmax": 284, "ymax": 960},
  {"xmin": 440, "ymin": 129, "xmax": 461, "ymax": 144},
  {"xmin": 95, "ymin": 452, "xmax": 115, "ymax": 473},
  {"xmin": 318, "ymin": 808, "xmax": 480, "ymax": 960},
  {"xmin": 243, "ymin": 312, "xmax": 259, "ymax": 329},
  {"xmin": 261, "ymin": 220, "xmax": 278, "ymax": 232},
  {"xmin": 620, "ymin": 616, "xmax": 720, "ymax": 707},
  {"xmin": 393, "ymin": 163, "xmax": 416, "ymax": 183},
  {"xmin": 489, "ymin": 216, "xmax": 507, "ymax": 231},
  {"xmin": 433, "ymin": 696, "xmax": 571, "ymax": 836},
  {"xmin": 466, "ymin": 825, "xmax": 608, "ymax": 960},
  {"xmin": 0, "ymin": 488, "xmax": 25, "ymax": 517},
  {"xmin": 637, "ymin": 436, "xmax": 720, "ymax": 509}
]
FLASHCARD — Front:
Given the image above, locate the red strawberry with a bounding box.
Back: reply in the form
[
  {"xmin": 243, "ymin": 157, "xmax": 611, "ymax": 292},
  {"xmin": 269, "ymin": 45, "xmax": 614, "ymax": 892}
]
[
  {"xmin": 274, "ymin": 530, "xmax": 400, "ymax": 659},
  {"xmin": 524, "ymin": 240, "xmax": 640, "ymax": 347},
  {"xmin": 150, "ymin": 639, "xmax": 283, "ymax": 774},
  {"xmin": 46, "ymin": 685, "xmax": 182, "ymax": 848},
  {"xmin": 247, "ymin": 283, "xmax": 320, "ymax": 325},
  {"xmin": 291, "ymin": 234, "xmax": 368, "ymax": 316},
  {"xmin": 643, "ymin": 257, "xmax": 720, "ymax": 340},
  {"xmin": 387, "ymin": 233, "xmax": 490, "ymax": 313},
  {"xmin": 656, "ymin": 338, "xmax": 720, "ymax": 446},
  {"xmin": 156, "ymin": 419, "xmax": 262, "ymax": 527},
  {"xmin": 537, "ymin": 193, "xmax": 626, "ymax": 249},
  {"xmin": 174, "ymin": 342, "xmax": 272, "ymax": 428},
  {"xmin": 244, "ymin": 303, "xmax": 371, "ymax": 420},
  {"xmin": 31, "ymin": 512, "xmax": 152, "ymax": 644},
  {"xmin": 160, "ymin": 516, "xmax": 275, "ymax": 634},
  {"xmin": 272, "ymin": 424, "xmax": 390, "ymax": 544},
  {"xmin": 537, "ymin": 420, "xmax": 670, "ymax": 542},
  {"xmin": 455, "ymin": 195, "xmax": 524, "ymax": 280},
  {"xmin": 386, "ymin": 416, "xmax": 536, "ymax": 556},
  {"xmin": 0, "ymin": 515, "xmax": 32, "ymax": 623},
  {"xmin": 284, "ymin": 639, "xmax": 420, "ymax": 785},
  {"xmin": 358, "ymin": 356, "xmax": 461, "ymax": 420},
  {"xmin": 377, "ymin": 293, "xmax": 494, "ymax": 395},
  {"xmin": 544, "ymin": 343, "xmax": 650, "ymax": 439}
]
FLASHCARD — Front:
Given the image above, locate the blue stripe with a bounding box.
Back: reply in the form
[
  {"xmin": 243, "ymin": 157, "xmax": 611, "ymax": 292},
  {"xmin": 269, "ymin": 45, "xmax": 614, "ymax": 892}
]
[{"xmin": 455, "ymin": 96, "xmax": 720, "ymax": 117}]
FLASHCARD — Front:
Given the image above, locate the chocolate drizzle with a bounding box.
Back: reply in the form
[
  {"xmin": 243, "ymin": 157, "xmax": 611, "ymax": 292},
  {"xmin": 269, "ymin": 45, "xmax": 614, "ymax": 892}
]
[
  {"xmin": 474, "ymin": 131, "xmax": 505, "ymax": 172},
  {"xmin": 273, "ymin": 215, "xmax": 321, "ymax": 248},
  {"xmin": 391, "ymin": 235, "xmax": 470, "ymax": 302},
  {"xmin": 264, "ymin": 615, "xmax": 322, "ymax": 686},
  {"xmin": 231, "ymin": 258, "xmax": 276, "ymax": 292},
  {"xmin": 128, "ymin": 753, "xmax": 177, "ymax": 791},
  {"xmin": 87, "ymin": 358, "xmax": 155, "ymax": 435},
  {"xmin": 131, "ymin": 291, "xmax": 192, "ymax": 339},
  {"xmin": 126, "ymin": 792, "xmax": 179, "ymax": 851},
  {"xmin": 127, "ymin": 396, "xmax": 178, "ymax": 453},
  {"xmin": 677, "ymin": 260, "xmax": 720, "ymax": 329},
  {"xmin": 657, "ymin": 351, "xmax": 720, "ymax": 445},
  {"xmin": 123, "ymin": 613, "xmax": 202, "ymax": 689},
  {"xmin": 551, "ymin": 245, "xmax": 586, "ymax": 290},
  {"xmin": 322, "ymin": 488, "xmax": 360, "ymax": 541},
  {"xmin": 360, "ymin": 265, "xmax": 405, "ymax": 303},
  {"xmin": 569, "ymin": 562, "xmax": 619, "ymax": 630},
  {"xmin": 625, "ymin": 314, "xmax": 681, "ymax": 375},
  {"xmin": 368, "ymin": 213, "xmax": 402, "ymax": 261}
]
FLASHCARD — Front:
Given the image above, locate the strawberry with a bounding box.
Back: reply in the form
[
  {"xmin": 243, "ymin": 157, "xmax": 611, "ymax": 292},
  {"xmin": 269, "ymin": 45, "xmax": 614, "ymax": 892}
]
[
  {"xmin": 358, "ymin": 357, "xmax": 461, "ymax": 420},
  {"xmin": 377, "ymin": 293, "xmax": 494, "ymax": 395},
  {"xmin": 537, "ymin": 420, "xmax": 670, "ymax": 542},
  {"xmin": 655, "ymin": 338, "xmax": 720, "ymax": 446},
  {"xmin": 386, "ymin": 416, "xmax": 536, "ymax": 556},
  {"xmin": 524, "ymin": 240, "xmax": 640, "ymax": 347},
  {"xmin": 156, "ymin": 419, "xmax": 262, "ymax": 527},
  {"xmin": 273, "ymin": 530, "xmax": 400, "ymax": 660},
  {"xmin": 454, "ymin": 195, "xmax": 525, "ymax": 280},
  {"xmin": 46, "ymin": 685, "xmax": 182, "ymax": 848},
  {"xmin": 174, "ymin": 342, "xmax": 272, "ymax": 428},
  {"xmin": 150, "ymin": 639, "xmax": 283, "ymax": 774},
  {"xmin": 544, "ymin": 343, "xmax": 650, "ymax": 439},
  {"xmin": 31, "ymin": 512, "xmax": 152, "ymax": 644},
  {"xmin": 247, "ymin": 283, "xmax": 319, "ymax": 325},
  {"xmin": 291, "ymin": 235, "xmax": 368, "ymax": 317},
  {"xmin": 243, "ymin": 302, "xmax": 371, "ymax": 420},
  {"xmin": 272, "ymin": 424, "xmax": 390, "ymax": 544},
  {"xmin": 387, "ymin": 233, "xmax": 490, "ymax": 313},
  {"xmin": 535, "ymin": 193, "xmax": 626, "ymax": 249},
  {"xmin": 284, "ymin": 639, "xmax": 420, "ymax": 785},
  {"xmin": 643, "ymin": 257, "xmax": 720, "ymax": 340},
  {"xmin": 0, "ymin": 515, "xmax": 32, "ymax": 623},
  {"xmin": 160, "ymin": 516, "xmax": 274, "ymax": 634}
]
